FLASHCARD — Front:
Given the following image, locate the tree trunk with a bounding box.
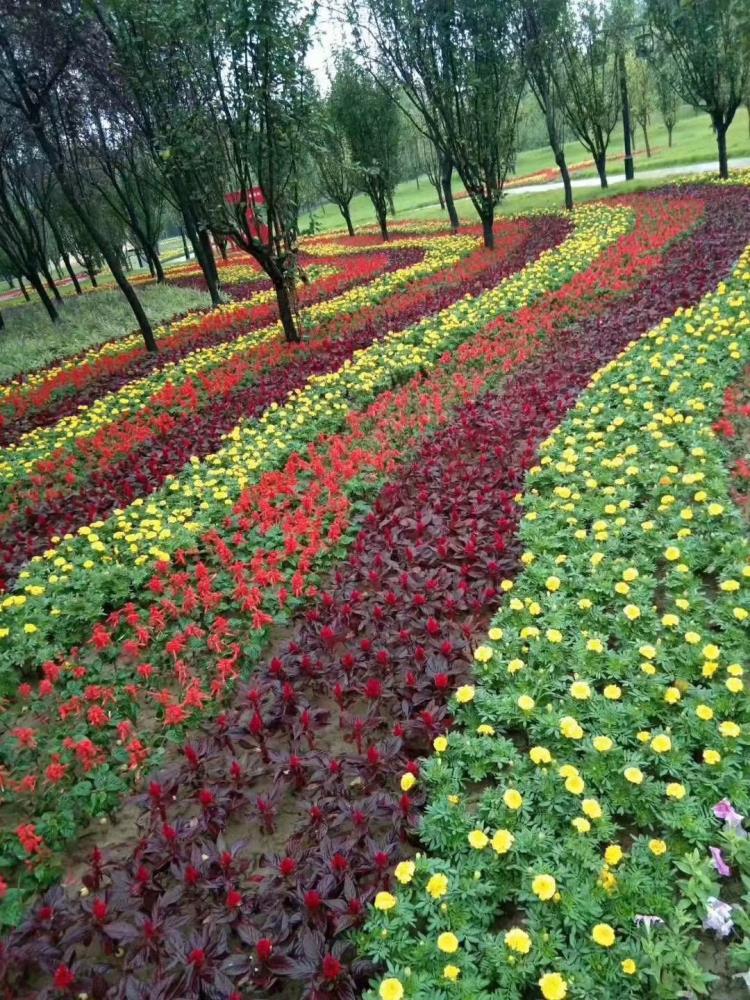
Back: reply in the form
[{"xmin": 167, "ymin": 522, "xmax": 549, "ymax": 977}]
[
  {"xmin": 642, "ymin": 125, "xmax": 652, "ymax": 158},
  {"xmin": 62, "ymin": 253, "xmax": 82, "ymax": 294},
  {"xmin": 180, "ymin": 227, "xmax": 190, "ymax": 259},
  {"xmin": 18, "ymin": 276, "xmax": 30, "ymax": 301},
  {"xmin": 667, "ymin": 124, "xmax": 674, "ymax": 148},
  {"xmin": 441, "ymin": 156, "xmax": 459, "ymax": 232},
  {"xmin": 272, "ymin": 272, "xmax": 301, "ymax": 343},
  {"xmin": 108, "ymin": 257, "xmax": 158, "ymax": 352},
  {"xmin": 146, "ymin": 255, "xmax": 155, "ymax": 277},
  {"xmin": 54, "ymin": 260, "xmax": 63, "ymax": 279},
  {"xmin": 481, "ymin": 209, "xmax": 495, "ymax": 250},
  {"xmin": 198, "ymin": 228, "xmax": 222, "ymax": 304},
  {"xmin": 387, "ymin": 190, "xmax": 396, "ymax": 215},
  {"xmin": 434, "ymin": 180, "xmax": 445, "ymax": 210},
  {"xmin": 0, "ymin": 310, "xmax": 4, "ymax": 332},
  {"xmin": 555, "ymin": 152, "xmax": 574, "ymax": 211},
  {"xmin": 618, "ymin": 50, "xmax": 635, "ymax": 181},
  {"xmin": 28, "ymin": 270, "xmax": 58, "ymax": 322},
  {"xmin": 376, "ymin": 206, "xmax": 389, "ymax": 241},
  {"xmin": 716, "ymin": 121, "xmax": 729, "ymax": 179},
  {"xmin": 43, "ymin": 265, "xmax": 63, "ymax": 303},
  {"xmin": 595, "ymin": 153, "xmax": 608, "ymax": 189},
  {"xmin": 218, "ymin": 239, "xmax": 228, "ymax": 261},
  {"xmin": 340, "ymin": 202, "xmax": 355, "ymax": 236},
  {"xmin": 85, "ymin": 260, "xmax": 98, "ymax": 287},
  {"xmin": 151, "ymin": 248, "xmax": 165, "ymax": 283}
]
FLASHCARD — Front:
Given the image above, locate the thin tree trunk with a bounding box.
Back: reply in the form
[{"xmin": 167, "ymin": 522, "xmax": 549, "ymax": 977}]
[
  {"xmin": 668, "ymin": 125, "xmax": 674, "ymax": 147},
  {"xmin": 716, "ymin": 122, "xmax": 729, "ymax": 179},
  {"xmin": 218, "ymin": 239, "xmax": 228, "ymax": 261},
  {"xmin": 85, "ymin": 260, "xmax": 98, "ymax": 287},
  {"xmin": 28, "ymin": 270, "xmax": 58, "ymax": 322},
  {"xmin": 7, "ymin": 275, "xmax": 14, "ymax": 288},
  {"xmin": 642, "ymin": 125, "xmax": 652, "ymax": 158},
  {"xmin": 340, "ymin": 202, "xmax": 355, "ymax": 236},
  {"xmin": 198, "ymin": 228, "xmax": 222, "ymax": 303},
  {"xmin": 42, "ymin": 265, "xmax": 63, "ymax": 303},
  {"xmin": 108, "ymin": 257, "xmax": 158, "ymax": 352},
  {"xmin": 595, "ymin": 153, "xmax": 608, "ymax": 189},
  {"xmin": 271, "ymin": 272, "xmax": 301, "ymax": 343},
  {"xmin": 146, "ymin": 255, "xmax": 155, "ymax": 277},
  {"xmin": 434, "ymin": 180, "xmax": 445, "ymax": 210},
  {"xmin": 441, "ymin": 156, "xmax": 459, "ymax": 232},
  {"xmin": 54, "ymin": 260, "xmax": 63, "ymax": 280},
  {"xmin": 481, "ymin": 208, "xmax": 495, "ymax": 250},
  {"xmin": 618, "ymin": 49, "xmax": 635, "ymax": 181},
  {"xmin": 62, "ymin": 252, "xmax": 82, "ymax": 294},
  {"xmin": 556, "ymin": 152, "xmax": 574, "ymax": 211},
  {"xmin": 387, "ymin": 190, "xmax": 396, "ymax": 215},
  {"xmin": 0, "ymin": 310, "xmax": 4, "ymax": 332},
  {"xmin": 180, "ymin": 227, "xmax": 190, "ymax": 259},
  {"xmin": 375, "ymin": 204, "xmax": 389, "ymax": 241},
  {"xmin": 151, "ymin": 248, "xmax": 165, "ymax": 283},
  {"xmin": 18, "ymin": 276, "xmax": 30, "ymax": 301}
]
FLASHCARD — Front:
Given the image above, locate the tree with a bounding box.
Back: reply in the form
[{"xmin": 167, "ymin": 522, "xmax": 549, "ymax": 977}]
[
  {"xmin": 654, "ymin": 51, "xmax": 680, "ymax": 146},
  {"xmin": 516, "ymin": 0, "xmax": 574, "ymax": 210},
  {"xmin": 311, "ymin": 105, "xmax": 359, "ymax": 235},
  {"xmin": 557, "ymin": 2, "xmax": 621, "ymax": 188},
  {"xmin": 419, "ymin": 132, "xmax": 444, "ymax": 209},
  {"xmin": 0, "ymin": 2, "xmax": 159, "ymax": 351},
  {"xmin": 328, "ymin": 54, "xmax": 401, "ymax": 241},
  {"xmin": 629, "ymin": 56, "xmax": 654, "ymax": 156},
  {"xmin": 357, "ymin": 0, "xmax": 523, "ymax": 248},
  {"xmin": 646, "ymin": 0, "xmax": 750, "ymax": 178}
]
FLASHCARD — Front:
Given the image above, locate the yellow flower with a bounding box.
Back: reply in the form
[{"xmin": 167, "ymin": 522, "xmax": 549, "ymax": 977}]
[
  {"xmin": 623, "ymin": 567, "xmax": 639, "ymax": 582},
  {"xmin": 662, "ymin": 613, "xmax": 679, "ymax": 628},
  {"xmin": 582, "ymin": 798, "xmax": 602, "ymax": 819},
  {"xmin": 664, "ymin": 546, "xmax": 680, "ymax": 561},
  {"xmin": 530, "ymin": 746, "xmax": 552, "ymax": 765},
  {"xmin": 703, "ymin": 643, "xmax": 720, "ymax": 661},
  {"xmin": 491, "ymin": 829, "xmax": 514, "ymax": 854},
  {"xmin": 603, "ymin": 684, "xmax": 622, "ymax": 700},
  {"xmin": 433, "ymin": 736, "xmax": 448, "ymax": 753},
  {"xmin": 394, "ymin": 861, "xmax": 415, "ymax": 885},
  {"xmin": 604, "ymin": 845, "xmax": 623, "ymax": 866},
  {"xmin": 664, "ymin": 686, "xmax": 681, "ymax": 704},
  {"xmin": 726, "ymin": 677, "xmax": 744, "ymax": 694},
  {"xmin": 476, "ymin": 723, "xmax": 495, "ymax": 736},
  {"xmin": 572, "ymin": 817, "xmax": 591, "ymax": 833},
  {"xmin": 507, "ymin": 658, "xmax": 525, "ymax": 674},
  {"xmin": 23, "ymin": 623, "xmax": 38, "ymax": 634},
  {"xmin": 570, "ymin": 680, "xmax": 591, "ymax": 700},
  {"xmin": 539, "ymin": 972, "xmax": 568, "ymax": 999},
  {"xmin": 720, "ymin": 721, "xmax": 741, "ymax": 738},
  {"xmin": 504, "ymin": 927, "xmax": 532, "ymax": 954},
  {"xmin": 565, "ymin": 774, "xmax": 584, "ymax": 795},
  {"xmin": 696, "ymin": 704, "xmax": 714, "ymax": 721},
  {"xmin": 685, "ymin": 631, "xmax": 701, "ymax": 644},
  {"xmin": 703, "ymin": 749, "xmax": 721, "ymax": 765},
  {"xmin": 473, "ymin": 646, "xmax": 493, "ymax": 663},
  {"xmin": 374, "ymin": 891, "xmax": 397, "ymax": 911},
  {"xmin": 517, "ymin": 694, "xmax": 535, "ymax": 712},
  {"xmin": 560, "ymin": 716, "xmax": 583, "ymax": 739},
  {"xmin": 400, "ymin": 773, "xmax": 417, "ymax": 792},
  {"xmin": 593, "ymin": 735, "xmax": 613, "ymax": 752},
  {"xmin": 666, "ymin": 782, "xmax": 686, "ymax": 800},
  {"xmin": 443, "ymin": 965, "xmax": 460, "ymax": 982},
  {"xmin": 488, "ymin": 626, "xmax": 503, "ymax": 641},
  {"xmin": 437, "ymin": 932, "xmax": 459, "ymax": 953},
  {"xmin": 651, "ymin": 734, "xmax": 671, "ymax": 753},
  {"xmin": 532, "ymin": 874, "xmax": 557, "ymax": 900},
  {"xmin": 592, "ymin": 923, "xmax": 616, "ymax": 947},
  {"xmin": 586, "ymin": 638, "xmax": 604, "ymax": 653},
  {"xmin": 649, "ymin": 838, "xmax": 667, "ymax": 856},
  {"xmin": 468, "ymin": 830, "xmax": 489, "ymax": 850},
  {"xmin": 426, "ymin": 873, "xmax": 449, "ymax": 899},
  {"xmin": 504, "ymin": 788, "xmax": 523, "ymax": 810},
  {"xmin": 455, "ymin": 685, "xmax": 475, "ymax": 704},
  {"xmin": 546, "ymin": 628, "xmax": 563, "ymax": 643},
  {"xmin": 379, "ymin": 978, "xmax": 404, "ymax": 1000},
  {"xmin": 546, "ymin": 576, "xmax": 561, "ymax": 592},
  {"xmin": 621, "ymin": 958, "xmax": 637, "ymax": 975},
  {"xmin": 640, "ymin": 644, "xmax": 656, "ymax": 659},
  {"xmin": 623, "ymin": 604, "xmax": 641, "ymax": 621},
  {"xmin": 624, "ymin": 767, "xmax": 644, "ymax": 785}
]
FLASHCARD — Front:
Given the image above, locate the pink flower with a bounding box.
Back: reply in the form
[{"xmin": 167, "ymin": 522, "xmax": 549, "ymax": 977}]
[{"xmin": 710, "ymin": 846, "xmax": 732, "ymax": 877}]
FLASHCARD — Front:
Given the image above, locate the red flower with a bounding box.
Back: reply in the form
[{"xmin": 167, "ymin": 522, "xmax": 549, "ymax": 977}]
[
  {"xmin": 227, "ymin": 889, "xmax": 243, "ymax": 909},
  {"xmin": 304, "ymin": 889, "xmax": 322, "ymax": 910},
  {"xmin": 257, "ymin": 938, "xmax": 273, "ymax": 962},
  {"xmin": 92, "ymin": 898, "xmax": 108, "ymax": 922},
  {"xmin": 0, "ymin": 876, "xmax": 7, "ymax": 898},
  {"xmin": 53, "ymin": 964, "xmax": 75, "ymax": 990},
  {"xmin": 189, "ymin": 948, "xmax": 206, "ymax": 967},
  {"xmin": 16, "ymin": 823, "xmax": 43, "ymax": 855},
  {"xmin": 279, "ymin": 857, "xmax": 297, "ymax": 877},
  {"xmin": 164, "ymin": 704, "xmax": 188, "ymax": 726},
  {"xmin": 321, "ymin": 954, "xmax": 343, "ymax": 981},
  {"xmin": 45, "ymin": 757, "xmax": 68, "ymax": 784}
]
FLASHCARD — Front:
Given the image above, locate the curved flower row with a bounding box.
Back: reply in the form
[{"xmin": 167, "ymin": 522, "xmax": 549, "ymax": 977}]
[
  {"xmin": 361, "ymin": 234, "xmax": 750, "ymax": 1000},
  {"xmin": 0, "ymin": 205, "xmax": 630, "ymax": 675},
  {"xmin": 0, "ymin": 190, "xmax": 722, "ymax": 992}
]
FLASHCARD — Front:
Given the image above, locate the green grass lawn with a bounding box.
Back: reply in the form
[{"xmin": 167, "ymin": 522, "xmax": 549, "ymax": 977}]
[
  {"xmin": 310, "ymin": 105, "xmax": 750, "ymax": 233},
  {"xmin": 0, "ymin": 282, "xmax": 210, "ymax": 382}
]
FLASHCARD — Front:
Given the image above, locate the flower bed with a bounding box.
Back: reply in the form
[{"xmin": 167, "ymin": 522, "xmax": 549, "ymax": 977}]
[{"xmin": 4, "ymin": 190, "xmax": 743, "ymax": 996}]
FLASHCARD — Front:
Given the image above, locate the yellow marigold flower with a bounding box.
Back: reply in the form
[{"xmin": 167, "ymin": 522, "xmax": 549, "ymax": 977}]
[
  {"xmin": 447, "ymin": 795, "xmax": 460, "ymax": 805},
  {"xmin": 622, "ymin": 958, "xmax": 637, "ymax": 975},
  {"xmin": 504, "ymin": 788, "xmax": 523, "ymax": 810},
  {"xmin": 603, "ymin": 684, "xmax": 622, "ymax": 700},
  {"xmin": 394, "ymin": 861, "xmax": 415, "ymax": 885},
  {"xmin": 433, "ymin": 736, "xmax": 448, "ymax": 753},
  {"xmin": 546, "ymin": 628, "xmax": 563, "ymax": 643},
  {"xmin": 400, "ymin": 773, "xmax": 417, "ymax": 792},
  {"xmin": 666, "ymin": 782, "xmax": 686, "ymax": 800},
  {"xmin": 437, "ymin": 931, "xmax": 459, "ymax": 953},
  {"xmin": 539, "ymin": 972, "xmax": 568, "ymax": 1000},
  {"xmin": 374, "ymin": 891, "xmax": 397, "ymax": 911},
  {"xmin": 560, "ymin": 716, "xmax": 583, "ymax": 739},
  {"xmin": 703, "ymin": 643, "xmax": 720, "ymax": 661},
  {"xmin": 685, "ymin": 631, "xmax": 701, "ymax": 645},
  {"xmin": 23, "ymin": 623, "xmax": 38, "ymax": 634},
  {"xmin": 708, "ymin": 503, "xmax": 724, "ymax": 516},
  {"xmin": 592, "ymin": 923, "xmax": 616, "ymax": 947},
  {"xmin": 578, "ymin": 598, "xmax": 593, "ymax": 610},
  {"xmin": 664, "ymin": 546, "xmax": 680, "ymax": 561},
  {"xmin": 504, "ymin": 927, "xmax": 532, "ymax": 954},
  {"xmin": 582, "ymin": 798, "xmax": 602, "ymax": 820},
  {"xmin": 696, "ymin": 704, "xmax": 714, "ymax": 720},
  {"xmin": 624, "ymin": 767, "xmax": 644, "ymax": 785},
  {"xmin": 530, "ymin": 746, "xmax": 552, "ymax": 765},
  {"xmin": 640, "ymin": 644, "xmax": 657, "ymax": 659},
  {"xmin": 546, "ymin": 576, "xmax": 561, "ymax": 592},
  {"xmin": 473, "ymin": 646, "xmax": 493, "ymax": 663},
  {"xmin": 517, "ymin": 694, "xmax": 535, "ymax": 712},
  {"xmin": 593, "ymin": 735, "xmax": 613, "ymax": 752},
  {"xmin": 720, "ymin": 579, "xmax": 740, "ymax": 592},
  {"xmin": 507, "ymin": 658, "xmax": 525, "ymax": 674},
  {"xmin": 586, "ymin": 638, "xmax": 604, "ymax": 653},
  {"xmin": 649, "ymin": 839, "xmax": 667, "ymax": 856},
  {"xmin": 662, "ymin": 613, "xmax": 680, "ymax": 628},
  {"xmin": 476, "ymin": 724, "xmax": 495, "ymax": 736},
  {"xmin": 443, "ymin": 965, "xmax": 460, "ymax": 982},
  {"xmin": 468, "ymin": 830, "xmax": 489, "ymax": 850},
  {"xmin": 651, "ymin": 734, "xmax": 671, "ymax": 753},
  {"xmin": 703, "ymin": 749, "xmax": 721, "ymax": 765},
  {"xmin": 570, "ymin": 680, "xmax": 591, "ymax": 700},
  {"xmin": 426, "ymin": 873, "xmax": 449, "ymax": 899},
  {"xmin": 726, "ymin": 677, "xmax": 744, "ymax": 694},
  {"xmin": 455, "ymin": 685, "xmax": 475, "ymax": 704},
  {"xmin": 491, "ymin": 829, "xmax": 514, "ymax": 854},
  {"xmin": 604, "ymin": 845, "xmax": 623, "ymax": 866},
  {"xmin": 488, "ymin": 627, "xmax": 503, "ymax": 641},
  {"xmin": 564, "ymin": 774, "xmax": 584, "ymax": 795},
  {"xmin": 703, "ymin": 661, "xmax": 719, "ymax": 678},
  {"xmin": 720, "ymin": 721, "xmax": 741, "ymax": 738},
  {"xmin": 572, "ymin": 817, "xmax": 591, "ymax": 833},
  {"xmin": 532, "ymin": 874, "xmax": 557, "ymax": 900},
  {"xmin": 735, "ymin": 608, "xmax": 749, "ymax": 621},
  {"xmin": 379, "ymin": 978, "xmax": 404, "ymax": 1000},
  {"xmin": 664, "ymin": 687, "xmax": 681, "ymax": 704},
  {"xmin": 623, "ymin": 604, "xmax": 641, "ymax": 621},
  {"xmin": 623, "ymin": 567, "xmax": 639, "ymax": 582}
]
